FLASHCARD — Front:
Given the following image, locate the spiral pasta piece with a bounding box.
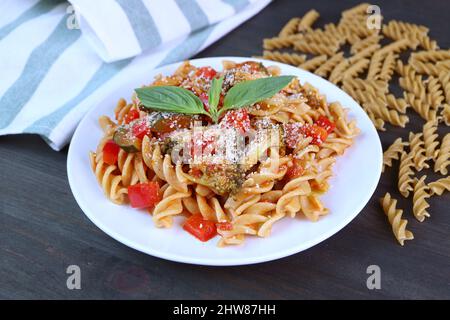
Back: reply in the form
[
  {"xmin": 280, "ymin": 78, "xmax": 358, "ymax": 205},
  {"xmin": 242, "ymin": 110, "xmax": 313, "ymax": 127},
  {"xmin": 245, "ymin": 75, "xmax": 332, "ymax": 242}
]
[
  {"xmin": 404, "ymin": 92, "xmax": 438, "ymax": 121},
  {"xmin": 298, "ymin": 55, "xmax": 328, "ymax": 72},
  {"xmin": 298, "ymin": 9, "xmax": 320, "ymax": 32},
  {"xmin": 89, "ymin": 151, "xmax": 128, "ymax": 205},
  {"xmin": 438, "ymin": 71, "xmax": 450, "ymax": 104},
  {"xmin": 315, "ymin": 52, "xmax": 345, "ymax": 78},
  {"xmin": 410, "ymin": 50, "xmax": 450, "ymax": 64},
  {"xmin": 386, "ymin": 94, "xmax": 409, "ymax": 113},
  {"xmin": 408, "ymin": 132, "xmax": 429, "ymax": 171},
  {"xmin": 410, "ymin": 60, "xmax": 445, "ymax": 76},
  {"xmin": 151, "ymin": 185, "xmax": 191, "ymax": 228},
  {"xmin": 262, "ymin": 50, "xmax": 306, "ymax": 65},
  {"xmin": 350, "ymin": 34, "xmax": 383, "ymax": 54},
  {"xmin": 426, "ymin": 77, "xmax": 445, "ymax": 108},
  {"xmin": 434, "ymin": 133, "xmax": 450, "ymax": 175},
  {"xmin": 279, "ymin": 17, "xmax": 301, "ymax": 37},
  {"xmin": 329, "ymin": 59, "xmax": 350, "ymax": 84},
  {"xmin": 398, "ymin": 151, "xmax": 415, "ymax": 198},
  {"xmin": 380, "ymin": 193, "xmax": 414, "ymax": 246},
  {"xmin": 378, "ymin": 52, "xmax": 398, "ymax": 81},
  {"xmin": 343, "ymin": 58, "xmax": 370, "ymax": 79},
  {"xmin": 382, "ymin": 138, "xmax": 408, "ymax": 172},
  {"xmin": 428, "ymin": 176, "xmax": 450, "ymax": 196},
  {"xmin": 441, "ymin": 104, "xmax": 450, "ymax": 126},
  {"xmin": 294, "ymin": 40, "xmax": 337, "ymax": 56},
  {"xmin": 422, "ymin": 120, "xmax": 440, "ymax": 160},
  {"xmin": 263, "ymin": 36, "xmax": 299, "ymax": 50},
  {"xmin": 363, "ymin": 99, "xmax": 409, "ymax": 128},
  {"xmin": 412, "ymin": 175, "xmax": 431, "ymax": 222}
]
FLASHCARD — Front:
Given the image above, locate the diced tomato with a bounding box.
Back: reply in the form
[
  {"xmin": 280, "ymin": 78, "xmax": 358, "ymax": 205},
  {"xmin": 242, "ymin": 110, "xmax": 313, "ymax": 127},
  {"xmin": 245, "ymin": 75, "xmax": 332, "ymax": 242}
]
[
  {"xmin": 285, "ymin": 159, "xmax": 304, "ymax": 180},
  {"xmin": 151, "ymin": 115, "xmax": 192, "ymax": 135},
  {"xmin": 195, "ymin": 66, "xmax": 217, "ymax": 80},
  {"xmin": 132, "ymin": 120, "xmax": 152, "ymax": 139},
  {"xmin": 183, "ymin": 214, "xmax": 217, "ymax": 242},
  {"xmin": 300, "ymin": 124, "xmax": 328, "ymax": 145},
  {"xmin": 216, "ymin": 222, "xmax": 233, "ymax": 231},
  {"xmin": 220, "ymin": 109, "xmax": 250, "ymax": 133},
  {"xmin": 123, "ymin": 109, "xmax": 140, "ymax": 124},
  {"xmin": 103, "ymin": 140, "xmax": 120, "ymax": 165},
  {"xmin": 284, "ymin": 123, "xmax": 302, "ymax": 148},
  {"xmin": 315, "ymin": 116, "xmax": 335, "ymax": 134},
  {"xmin": 128, "ymin": 182, "xmax": 161, "ymax": 209}
]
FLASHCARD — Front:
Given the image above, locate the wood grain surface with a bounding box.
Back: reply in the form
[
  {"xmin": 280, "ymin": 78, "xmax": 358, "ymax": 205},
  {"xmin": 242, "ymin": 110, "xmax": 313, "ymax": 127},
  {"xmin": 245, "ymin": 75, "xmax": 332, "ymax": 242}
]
[{"xmin": 0, "ymin": 0, "xmax": 449, "ymax": 299}]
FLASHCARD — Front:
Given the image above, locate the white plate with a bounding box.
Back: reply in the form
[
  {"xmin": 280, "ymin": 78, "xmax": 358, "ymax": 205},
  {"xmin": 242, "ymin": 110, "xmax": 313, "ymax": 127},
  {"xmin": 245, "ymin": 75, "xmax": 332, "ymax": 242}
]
[{"xmin": 67, "ymin": 57, "xmax": 382, "ymax": 266}]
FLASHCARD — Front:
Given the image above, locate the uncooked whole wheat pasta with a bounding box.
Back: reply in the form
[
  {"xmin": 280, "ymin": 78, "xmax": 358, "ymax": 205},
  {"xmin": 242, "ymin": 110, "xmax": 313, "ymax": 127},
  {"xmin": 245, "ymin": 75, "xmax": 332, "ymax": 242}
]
[
  {"xmin": 262, "ymin": 50, "xmax": 306, "ymax": 65},
  {"xmin": 412, "ymin": 175, "xmax": 431, "ymax": 222},
  {"xmin": 382, "ymin": 138, "xmax": 408, "ymax": 172},
  {"xmin": 279, "ymin": 17, "xmax": 301, "ymax": 37},
  {"xmin": 298, "ymin": 9, "xmax": 320, "ymax": 32},
  {"xmin": 380, "ymin": 193, "xmax": 414, "ymax": 246},
  {"xmin": 298, "ymin": 55, "xmax": 328, "ymax": 72},
  {"xmin": 428, "ymin": 176, "xmax": 450, "ymax": 196}
]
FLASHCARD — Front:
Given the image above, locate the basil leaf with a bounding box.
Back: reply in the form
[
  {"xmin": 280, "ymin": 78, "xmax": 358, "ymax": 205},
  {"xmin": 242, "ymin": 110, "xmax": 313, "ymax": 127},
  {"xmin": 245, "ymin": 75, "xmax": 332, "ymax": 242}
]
[
  {"xmin": 136, "ymin": 86, "xmax": 208, "ymax": 115},
  {"xmin": 221, "ymin": 76, "xmax": 295, "ymax": 115},
  {"xmin": 208, "ymin": 76, "xmax": 224, "ymax": 122}
]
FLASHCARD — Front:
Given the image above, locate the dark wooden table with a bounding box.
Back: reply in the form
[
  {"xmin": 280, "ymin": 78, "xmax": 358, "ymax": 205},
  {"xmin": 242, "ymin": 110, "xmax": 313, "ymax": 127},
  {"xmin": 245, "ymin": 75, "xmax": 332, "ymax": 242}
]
[{"xmin": 1, "ymin": 0, "xmax": 449, "ymax": 299}]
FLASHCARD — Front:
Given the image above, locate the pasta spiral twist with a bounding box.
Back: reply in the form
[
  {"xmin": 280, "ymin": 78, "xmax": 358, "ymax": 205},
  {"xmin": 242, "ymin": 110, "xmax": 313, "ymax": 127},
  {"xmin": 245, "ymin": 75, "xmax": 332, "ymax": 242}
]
[
  {"xmin": 422, "ymin": 120, "xmax": 440, "ymax": 160},
  {"xmin": 398, "ymin": 151, "xmax": 415, "ymax": 198},
  {"xmin": 408, "ymin": 132, "xmax": 429, "ymax": 171},
  {"xmin": 262, "ymin": 50, "xmax": 306, "ymax": 66},
  {"xmin": 151, "ymin": 185, "xmax": 191, "ymax": 228},
  {"xmin": 412, "ymin": 175, "xmax": 431, "ymax": 222},
  {"xmin": 380, "ymin": 193, "xmax": 414, "ymax": 246},
  {"xmin": 434, "ymin": 133, "xmax": 450, "ymax": 175},
  {"xmin": 382, "ymin": 138, "xmax": 408, "ymax": 172},
  {"xmin": 298, "ymin": 55, "xmax": 328, "ymax": 72},
  {"xmin": 428, "ymin": 176, "xmax": 450, "ymax": 196},
  {"xmin": 89, "ymin": 152, "xmax": 128, "ymax": 205},
  {"xmin": 279, "ymin": 17, "xmax": 301, "ymax": 37},
  {"xmin": 315, "ymin": 52, "xmax": 345, "ymax": 78}
]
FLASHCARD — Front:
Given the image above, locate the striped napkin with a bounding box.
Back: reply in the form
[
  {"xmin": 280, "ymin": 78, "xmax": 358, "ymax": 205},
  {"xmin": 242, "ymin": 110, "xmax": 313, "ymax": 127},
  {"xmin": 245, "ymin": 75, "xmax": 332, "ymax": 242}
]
[{"xmin": 0, "ymin": 0, "xmax": 270, "ymax": 150}]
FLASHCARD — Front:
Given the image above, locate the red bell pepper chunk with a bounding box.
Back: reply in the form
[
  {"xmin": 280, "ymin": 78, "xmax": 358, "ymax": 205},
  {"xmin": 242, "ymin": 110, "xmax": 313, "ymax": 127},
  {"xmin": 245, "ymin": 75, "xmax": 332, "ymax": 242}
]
[
  {"xmin": 183, "ymin": 214, "xmax": 217, "ymax": 242},
  {"xmin": 220, "ymin": 109, "xmax": 250, "ymax": 133},
  {"xmin": 103, "ymin": 140, "xmax": 120, "ymax": 165},
  {"xmin": 195, "ymin": 66, "xmax": 217, "ymax": 80},
  {"xmin": 132, "ymin": 119, "xmax": 151, "ymax": 139},
  {"xmin": 124, "ymin": 109, "xmax": 140, "ymax": 124},
  {"xmin": 127, "ymin": 182, "xmax": 161, "ymax": 209},
  {"xmin": 315, "ymin": 116, "xmax": 335, "ymax": 134}
]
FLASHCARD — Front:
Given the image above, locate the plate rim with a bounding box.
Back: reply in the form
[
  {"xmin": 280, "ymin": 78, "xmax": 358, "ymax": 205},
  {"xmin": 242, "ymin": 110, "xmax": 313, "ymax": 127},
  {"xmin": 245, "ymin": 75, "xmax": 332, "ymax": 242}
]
[{"xmin": 67, "ymin": 56, "xmax": 383, "ymax": 266}]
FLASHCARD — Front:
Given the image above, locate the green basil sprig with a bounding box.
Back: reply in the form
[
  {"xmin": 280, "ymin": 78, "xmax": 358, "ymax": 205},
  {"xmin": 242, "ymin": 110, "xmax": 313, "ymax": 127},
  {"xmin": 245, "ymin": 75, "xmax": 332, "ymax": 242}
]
[{"xmin": 135, "ymin": 75, "xmax": 294, "ymax": 123}]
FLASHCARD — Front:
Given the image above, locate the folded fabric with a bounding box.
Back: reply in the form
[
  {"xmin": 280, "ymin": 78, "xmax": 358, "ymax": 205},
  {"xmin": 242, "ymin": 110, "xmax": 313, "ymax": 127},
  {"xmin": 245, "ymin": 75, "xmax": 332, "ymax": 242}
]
[{"xmin": 0, "ymin": 0, "xmax": 271, "ymax": 150}]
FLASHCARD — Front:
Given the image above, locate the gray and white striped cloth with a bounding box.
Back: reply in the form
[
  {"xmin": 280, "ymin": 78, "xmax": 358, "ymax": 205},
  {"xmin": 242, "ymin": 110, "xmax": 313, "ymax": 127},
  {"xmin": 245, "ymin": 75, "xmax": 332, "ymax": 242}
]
[{"xmin": 0, "ymin": 0, "xmax": 270, "ymax": 150}]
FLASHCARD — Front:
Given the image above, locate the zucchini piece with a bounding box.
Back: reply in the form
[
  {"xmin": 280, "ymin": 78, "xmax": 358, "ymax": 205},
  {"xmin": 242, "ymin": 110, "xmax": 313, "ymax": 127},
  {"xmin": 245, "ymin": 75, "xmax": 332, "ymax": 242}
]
[{"xmin": 113, "ymin": 126, "xmax": 141, "ymax": 153}]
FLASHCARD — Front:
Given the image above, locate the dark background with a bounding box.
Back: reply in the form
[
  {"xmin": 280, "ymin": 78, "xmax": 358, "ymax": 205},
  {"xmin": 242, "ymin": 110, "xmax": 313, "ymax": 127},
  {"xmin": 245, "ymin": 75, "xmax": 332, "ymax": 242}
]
[{"xmin": 1, "ymin": 0, "xmax": 449, "ymax": 299}]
